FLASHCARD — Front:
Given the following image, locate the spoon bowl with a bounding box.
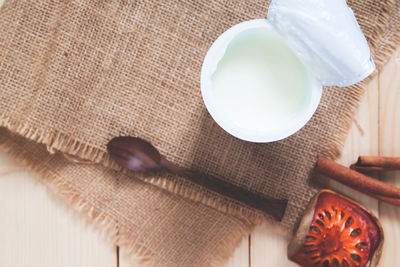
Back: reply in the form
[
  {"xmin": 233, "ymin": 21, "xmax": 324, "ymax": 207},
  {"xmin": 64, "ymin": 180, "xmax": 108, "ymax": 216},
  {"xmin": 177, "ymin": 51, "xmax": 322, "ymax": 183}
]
[{"xmin": 107, "ymin": 136, "xmax": 162, "ymax": 172}]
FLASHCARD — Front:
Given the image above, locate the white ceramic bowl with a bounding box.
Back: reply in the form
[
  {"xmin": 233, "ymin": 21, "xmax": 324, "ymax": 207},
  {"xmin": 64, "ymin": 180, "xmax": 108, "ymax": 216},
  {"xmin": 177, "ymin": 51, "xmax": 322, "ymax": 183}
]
[{"xmin": 201, "ymin": 19, "xmax": 322, "ymax": 143}]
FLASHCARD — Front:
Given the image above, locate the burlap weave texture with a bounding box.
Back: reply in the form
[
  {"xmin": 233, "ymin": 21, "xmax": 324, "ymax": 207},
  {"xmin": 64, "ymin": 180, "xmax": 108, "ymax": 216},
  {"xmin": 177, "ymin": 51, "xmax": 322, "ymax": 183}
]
[{"xmin": 0, "ymin": 0, "xmax": 399, "ymax": 266}]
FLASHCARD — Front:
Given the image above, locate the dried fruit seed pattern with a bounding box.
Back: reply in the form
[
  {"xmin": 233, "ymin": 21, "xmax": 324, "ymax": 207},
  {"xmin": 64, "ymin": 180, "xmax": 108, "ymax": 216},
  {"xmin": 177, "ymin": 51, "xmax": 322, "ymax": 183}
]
[{"xmin": 291, "ymin": 192, "xmax": 381, "ymax": 267}]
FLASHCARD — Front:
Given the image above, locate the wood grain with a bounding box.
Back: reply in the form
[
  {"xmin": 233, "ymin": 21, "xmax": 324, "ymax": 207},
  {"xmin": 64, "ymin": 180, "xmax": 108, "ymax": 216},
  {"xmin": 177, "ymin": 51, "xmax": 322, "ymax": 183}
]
[
  {"xmin": 250, "ymin": 226, "xmax": 296, "ymax": 267},
  {"xmin": 0, "ymin": 150, "xmax": 117, "ymax": 267},
  {"xmin": 120, "ymin": 236, "xmax": 250, "ymax": 267},
  {"xmin": 330, "ymin": 74, "xmax": 380, "ymax": 214},
  {"xmin": 377, "ymin": 47, "xmax": 400, "ymax": 267},
  {"xmin": 249, "ymin": 63, "xmax": 380, "ymax": 267},
  {"xmin": 1, "ymin": 53, "xmax": 399, "ymax": 267},
  {"xmin": 0, "ymin": 0, "xmax": 398, "ymax": 262},
  {"xmin": 1, "ymin": 56, "xmax": 399, "ymax": 267}
]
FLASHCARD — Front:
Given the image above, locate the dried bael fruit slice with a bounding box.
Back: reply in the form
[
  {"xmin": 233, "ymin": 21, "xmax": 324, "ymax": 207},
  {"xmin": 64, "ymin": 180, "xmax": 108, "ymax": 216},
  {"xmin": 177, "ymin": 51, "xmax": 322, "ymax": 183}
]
[{"xmin": 288, "ymin": 190, "xmax": 383, "ymax": 267}]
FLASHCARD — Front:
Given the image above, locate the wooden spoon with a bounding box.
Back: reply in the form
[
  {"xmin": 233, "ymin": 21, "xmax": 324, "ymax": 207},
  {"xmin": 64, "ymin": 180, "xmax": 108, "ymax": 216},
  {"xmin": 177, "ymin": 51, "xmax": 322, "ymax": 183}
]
[{"xmin": 107, "ymin": 136, "xmax": 288, "ymax": 221}]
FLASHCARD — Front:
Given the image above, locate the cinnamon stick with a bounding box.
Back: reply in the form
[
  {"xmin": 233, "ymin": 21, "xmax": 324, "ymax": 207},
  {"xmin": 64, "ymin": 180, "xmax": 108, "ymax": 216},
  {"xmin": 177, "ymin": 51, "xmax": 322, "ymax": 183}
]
[
  {"xmin": 315, "ymin": 156, "xmax": 400, "ymax": 199},
  {"xmin": 351, "ymin": 156, "xmax": 400, "ymax": 172}
]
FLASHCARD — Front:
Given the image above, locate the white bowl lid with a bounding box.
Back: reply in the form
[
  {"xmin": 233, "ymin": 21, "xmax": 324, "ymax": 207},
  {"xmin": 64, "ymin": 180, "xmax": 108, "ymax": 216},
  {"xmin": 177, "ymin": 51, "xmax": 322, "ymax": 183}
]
[{"xmin": 267, "ymin": 0, "xmax": 375, "ymax": 87}]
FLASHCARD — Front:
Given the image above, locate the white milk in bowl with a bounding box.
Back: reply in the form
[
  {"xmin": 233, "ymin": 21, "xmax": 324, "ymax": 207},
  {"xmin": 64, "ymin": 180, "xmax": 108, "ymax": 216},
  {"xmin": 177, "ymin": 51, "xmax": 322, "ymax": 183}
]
[
  {"xmin": 211, "ymin": 27, "xmax": 311, "ymax": 135},
  {"xmin": 201, "ymin": 0, "xmax": 375, "ymax": 143},
  {"xmin": 201, "ymin": 20, "xmax": 322, "ymax": 143}
]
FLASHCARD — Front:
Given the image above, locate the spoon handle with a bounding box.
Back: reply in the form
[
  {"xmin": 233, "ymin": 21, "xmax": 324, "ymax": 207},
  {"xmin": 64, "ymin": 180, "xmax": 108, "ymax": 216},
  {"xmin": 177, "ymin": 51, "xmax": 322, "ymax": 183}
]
[{"xmin": 160, "ymin": 157, "xmax": 287, "ymax": 221}]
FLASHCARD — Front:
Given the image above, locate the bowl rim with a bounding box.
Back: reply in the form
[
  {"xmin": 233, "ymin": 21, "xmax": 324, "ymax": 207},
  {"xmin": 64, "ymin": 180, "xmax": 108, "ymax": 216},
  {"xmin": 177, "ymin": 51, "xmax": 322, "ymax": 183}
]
[{"xmin": 200, "ymin": 19, "xmax": 322, "ymax": 143}]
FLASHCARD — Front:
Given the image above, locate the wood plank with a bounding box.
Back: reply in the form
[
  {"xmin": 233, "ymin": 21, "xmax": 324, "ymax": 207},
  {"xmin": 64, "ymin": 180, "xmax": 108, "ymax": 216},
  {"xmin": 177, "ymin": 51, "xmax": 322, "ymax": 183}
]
[
  {"xmin": 118, "ymin": 234, "xmax": 250, "ymax": 266},
  {"xmin": 250, "ymin": 67, "xmax": 380, "ymax": 267},
  {"xmin": 250, "ymin": 226, "xmax": 296, "ymax": 267},
  {"xmin": 377, "ymin": 47, "xmax": 400, "ymax": 267},
  {"xmin": 333, "ymin": 74, "xmax": 380, "ymax": 214},
  {"xmin": 0, "ymin": 2, "xmax": 116, "ymax": 266},
  {"xmin": 0, "ymin": 0, "xmax": 396, "ymax": 265},
  {"xmin": 0, "ymin": 149, "xmax": 117, "ymax": 267}
]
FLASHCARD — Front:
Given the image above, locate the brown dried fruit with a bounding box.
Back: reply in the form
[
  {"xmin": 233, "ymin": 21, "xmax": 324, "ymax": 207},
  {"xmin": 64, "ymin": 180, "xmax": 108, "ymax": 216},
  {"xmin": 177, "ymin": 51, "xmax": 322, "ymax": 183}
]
[{"xmin": 288, "ymin": 190, "xmax": 383, "ymax": 267}]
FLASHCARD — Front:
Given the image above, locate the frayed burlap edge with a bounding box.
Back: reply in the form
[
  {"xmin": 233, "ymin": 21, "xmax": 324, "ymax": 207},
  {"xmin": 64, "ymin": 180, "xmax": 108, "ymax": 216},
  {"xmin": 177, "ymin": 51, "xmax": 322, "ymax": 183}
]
[
  {"xmin": 0, "ymin": 130, "xmax": 256, "ymax": 267},
  {"xmin": 0, "ymin": 12, "xmax": 400, "ymax": 231},
  {"xmin": 0, "ymin": 0, "xmax": 399, "ymax": 253},
  {"xmin": 0, "ymin": 113, "xmax": 287, "ymax": 230}
]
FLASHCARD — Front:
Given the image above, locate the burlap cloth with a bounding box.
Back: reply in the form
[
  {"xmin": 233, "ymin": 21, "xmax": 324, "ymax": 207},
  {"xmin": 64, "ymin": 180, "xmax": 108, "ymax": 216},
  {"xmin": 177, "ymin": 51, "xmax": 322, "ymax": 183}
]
[{"xmin": 0, "ymin": 0, "xmax": 399, "ymax": 266}]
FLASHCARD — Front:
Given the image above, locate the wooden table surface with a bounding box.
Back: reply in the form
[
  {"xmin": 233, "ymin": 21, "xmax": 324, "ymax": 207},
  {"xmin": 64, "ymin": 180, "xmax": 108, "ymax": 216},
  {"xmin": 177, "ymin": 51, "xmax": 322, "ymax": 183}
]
[{"xmin": 0, "ymin": 1, "xmax": 399, "ymax": 263}]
